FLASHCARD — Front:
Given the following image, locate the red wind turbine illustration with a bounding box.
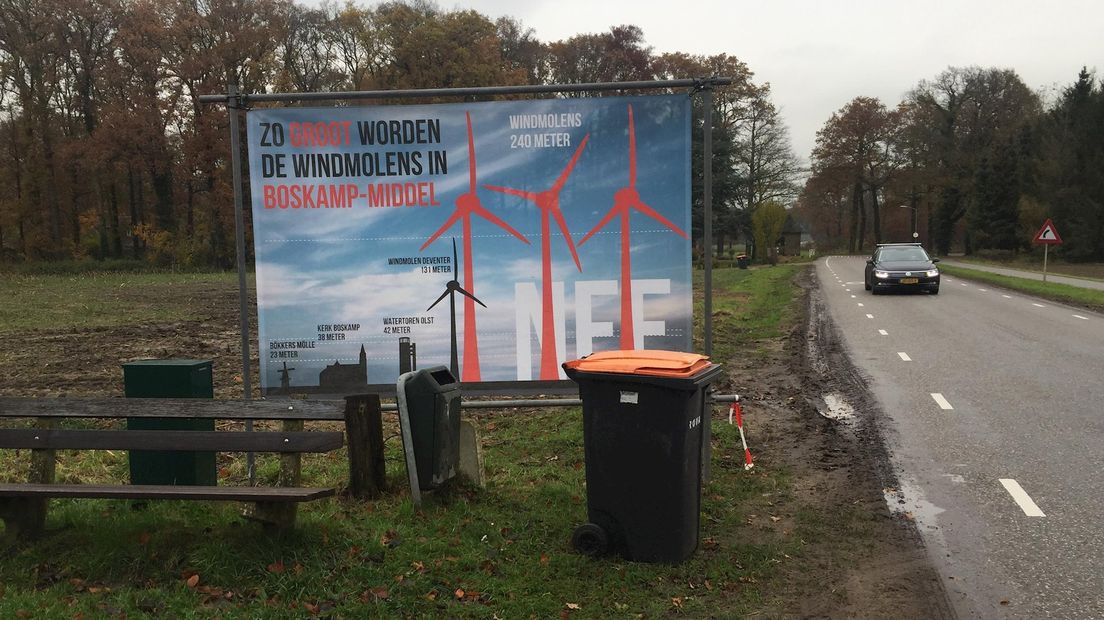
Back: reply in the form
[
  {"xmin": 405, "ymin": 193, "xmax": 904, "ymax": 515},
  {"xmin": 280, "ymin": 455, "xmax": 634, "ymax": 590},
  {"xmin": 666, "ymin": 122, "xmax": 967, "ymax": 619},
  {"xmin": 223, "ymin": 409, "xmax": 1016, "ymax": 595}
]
[
  {"xmin": 578, "ymin": 105, "xmax": 687, "ymax": 350},
  {"xmin": 484, "ymin": 133, "xmax": 591, "ymax": 380},
  {"xmin": 420, "ymin": 112, "xmax": 530, "ymax": 382}
]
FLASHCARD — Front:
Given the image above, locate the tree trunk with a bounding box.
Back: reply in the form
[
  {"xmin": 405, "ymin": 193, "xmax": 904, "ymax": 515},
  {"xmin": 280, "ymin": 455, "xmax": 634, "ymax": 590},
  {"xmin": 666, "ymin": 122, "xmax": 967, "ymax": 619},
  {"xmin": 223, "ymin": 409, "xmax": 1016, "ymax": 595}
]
[
  {"xmin": 870, "ymin": 185, "xmax": 882, "ymax": 245},
  {"xmin": 129, "ymin": 164, "xmax": 142, "ymax": 258},
  {"xmin": 848, "ymin": 181, "xmax": 862, "ymax": 253},
  {"xmin": 109, "ymin": 178, "xmax": 122, "ymax": 257},
  {"xmin": 857, "ymin": 190, "xmax": 868, "ymax": 253}
]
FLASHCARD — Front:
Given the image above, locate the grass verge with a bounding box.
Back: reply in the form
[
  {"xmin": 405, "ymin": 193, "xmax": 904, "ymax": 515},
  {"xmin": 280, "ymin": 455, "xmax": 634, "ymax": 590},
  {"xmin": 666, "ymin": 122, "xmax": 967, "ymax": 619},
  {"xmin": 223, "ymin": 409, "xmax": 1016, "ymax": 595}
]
[
  {"xmin": 940, "ymin": 264, "xmax": 1104, "ymax": 313},
  {"xmin": 2, "ymin": 266, "xmax": 808, "ymax": 618}
]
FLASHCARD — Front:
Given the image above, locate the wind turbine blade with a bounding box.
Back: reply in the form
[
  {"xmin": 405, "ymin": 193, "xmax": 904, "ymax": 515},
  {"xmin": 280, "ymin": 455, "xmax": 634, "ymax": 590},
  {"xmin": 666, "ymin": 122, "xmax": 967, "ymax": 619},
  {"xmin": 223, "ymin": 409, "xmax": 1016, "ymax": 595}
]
[
  {"xmin": 483, "ymin": 184, "xmax": 539, "ymax": 201},
  {"xmin": 451, "ymin": 237, "xmax": 459, "ymax": 281},
  {"xmin": 420, "ymin": 209, "xmax": 464, "ymax": 251},
  {"xmin": 455, "ymin": 285, "xmax": 487, "ymax": 308},
  {"xmin": 628, "ymin": 105, "xmax": 637, "ymax": 188},
  {"xmin": 471, "ymin": 201, "xmax": 531, "ymax": 244},
  {"xmin": 578, "ymin": 205, "xmax": 620, "ymax": 246},
  {"xmin": 550, "ymin": 134, "xmax": 590, "ymax": 193},
  {"xmin": 552, "ymin": 207, "xmax": 582, "ymax": 272},
  {"xmin": 426, "ymin": 288, "xmax": 450, "ymax": 312},
  {"xmin": 632, "ymin": 199, "xmax": 689, "ymax": 238},
  {"xmin": 466, "ymin": 112, "xmax": 477, "ymax": 192}
]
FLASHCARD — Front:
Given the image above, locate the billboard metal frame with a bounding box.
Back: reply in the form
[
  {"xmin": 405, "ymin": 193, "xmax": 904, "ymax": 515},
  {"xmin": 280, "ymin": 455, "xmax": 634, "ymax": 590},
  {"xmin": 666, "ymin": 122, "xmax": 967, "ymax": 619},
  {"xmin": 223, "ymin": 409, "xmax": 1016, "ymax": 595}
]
[{"xmin": 200, "ymin": 77, "xmax": 732, "ymax": 401}]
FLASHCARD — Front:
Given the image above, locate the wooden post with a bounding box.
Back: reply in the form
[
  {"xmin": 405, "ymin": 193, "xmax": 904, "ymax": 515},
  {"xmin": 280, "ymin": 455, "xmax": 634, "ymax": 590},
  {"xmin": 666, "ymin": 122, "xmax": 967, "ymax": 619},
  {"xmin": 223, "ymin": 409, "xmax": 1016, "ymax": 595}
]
[
  {"xmin": 245, "ymin": 419, "xmax": 302, "ymax": 532},
  {"xmin": 20, "ymin": 417, "xmax": 57, "ymax": 538},
  {"xmin": 344, "ymin": 394, "xmax": 385, "ymax": 499}
]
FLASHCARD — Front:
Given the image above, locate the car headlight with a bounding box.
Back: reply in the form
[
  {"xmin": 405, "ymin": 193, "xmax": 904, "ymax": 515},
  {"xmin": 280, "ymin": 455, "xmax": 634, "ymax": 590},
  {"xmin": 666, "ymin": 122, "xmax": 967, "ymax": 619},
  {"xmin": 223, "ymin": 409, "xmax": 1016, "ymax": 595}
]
[
  {"xmin": 874, "ymin": 270, "xmax": 889, "ymax": 279},
  {"xmin": 925, "ymin": 269, "xmax": 939, "ymax": 277}
]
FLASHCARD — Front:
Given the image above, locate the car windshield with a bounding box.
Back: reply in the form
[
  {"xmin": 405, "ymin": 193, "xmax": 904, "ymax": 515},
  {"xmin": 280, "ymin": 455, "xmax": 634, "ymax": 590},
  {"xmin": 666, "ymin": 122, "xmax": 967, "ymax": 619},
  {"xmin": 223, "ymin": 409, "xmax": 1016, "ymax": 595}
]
[{"xmin": 878, "ymin": 247, "xmax": 928, "ymax": 262}]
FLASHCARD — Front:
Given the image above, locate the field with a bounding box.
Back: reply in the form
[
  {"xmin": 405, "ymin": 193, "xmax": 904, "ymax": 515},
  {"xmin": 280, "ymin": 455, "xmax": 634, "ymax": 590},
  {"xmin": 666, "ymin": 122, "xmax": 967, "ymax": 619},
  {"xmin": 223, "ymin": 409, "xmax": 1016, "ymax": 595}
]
[{"xmin": 0, "ymin": 265, "xmax": 947, "ymax": 618}]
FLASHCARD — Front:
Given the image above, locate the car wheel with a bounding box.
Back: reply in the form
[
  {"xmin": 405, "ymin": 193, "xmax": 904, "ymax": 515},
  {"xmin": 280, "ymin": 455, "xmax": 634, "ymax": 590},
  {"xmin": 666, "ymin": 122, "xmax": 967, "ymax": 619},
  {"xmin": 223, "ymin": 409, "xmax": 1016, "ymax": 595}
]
[{"xmin": 864, "ymin": 279, "xmax": 871, "ymax": 291}]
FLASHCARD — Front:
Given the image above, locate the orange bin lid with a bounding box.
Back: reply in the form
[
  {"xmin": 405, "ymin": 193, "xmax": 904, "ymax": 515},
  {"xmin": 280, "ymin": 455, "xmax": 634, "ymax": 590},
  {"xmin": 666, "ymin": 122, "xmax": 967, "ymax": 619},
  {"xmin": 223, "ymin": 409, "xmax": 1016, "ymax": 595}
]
[{"xmin": 562, "ymin": 350, "xmax": 712, "ymax": 378}]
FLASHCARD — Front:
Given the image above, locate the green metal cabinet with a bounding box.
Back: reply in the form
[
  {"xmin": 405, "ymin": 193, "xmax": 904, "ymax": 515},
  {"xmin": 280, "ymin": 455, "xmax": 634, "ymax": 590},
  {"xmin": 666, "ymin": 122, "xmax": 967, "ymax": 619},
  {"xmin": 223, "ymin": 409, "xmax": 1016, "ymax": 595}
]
[{"xmin": 122, "ymin": 359, "xmax": 217, "ymax": 486}]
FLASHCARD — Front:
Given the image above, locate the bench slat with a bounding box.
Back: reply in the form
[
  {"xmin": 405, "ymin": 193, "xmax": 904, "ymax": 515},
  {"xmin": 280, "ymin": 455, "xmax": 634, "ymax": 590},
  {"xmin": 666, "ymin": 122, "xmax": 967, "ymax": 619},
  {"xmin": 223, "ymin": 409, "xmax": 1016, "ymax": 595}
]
[
  {"xmin": 0, "ymin": 429, "xmax": 344, "ymax": 453},
  {"xmin": 0, "ymin": 397, "xmax": 346, "ymax": 420},
  {"xmin": 0, "ymin": 483, "xmax": 336, "ymax": 502}
]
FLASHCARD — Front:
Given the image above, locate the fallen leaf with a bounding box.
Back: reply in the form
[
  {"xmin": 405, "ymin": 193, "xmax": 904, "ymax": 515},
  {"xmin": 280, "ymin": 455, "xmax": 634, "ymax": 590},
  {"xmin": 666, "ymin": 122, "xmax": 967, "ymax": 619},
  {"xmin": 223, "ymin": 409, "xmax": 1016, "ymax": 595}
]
[
  {"xmin": 424, "ymin": 590, "xmax": 438, "ymax": 601},
  {"xmin": 293, "ymin": 562, "xmax": 304, "ymax": 575},
  {"xmin": 454, "ymin": 589, "xmax": 465, "ymax": 600},
  {"xmin": 1000, "ymin": 600, "xmax": 1009, "ymax": 606},
  {"xmin": 267, "ymin": 561, "xmax": 285, "ymax": 574},
  {"xmin": 539, "ymin": 553, "xmax": 550, "ymax": 566},
  {"xmin": 371, "ymin": 587, "xmax": 389, "ymax": 600},
  {"xmin": 769, "ymin": 515, "xmax": 782, "ymax": 522},
  {"xmin": 380, "ymin": 530, "xmax": 400, "ymax": 548},
  {"xmin": 565, "ymin": 602, "xmax": 581, "ymax": 610},
  {"xmin": 138, "ymin": 532, "xmax": 151, "ymax": 545},
  {"xmin": 186, "ymin": 574, "xmax": 200, "ymax": 588},
  {"xmin": 671, "ymin": 597, "xmax": 684, "ymax": 608},
  {"xmin": 303, "ymin": 602, "xmax": 320, "ymax": 614}
]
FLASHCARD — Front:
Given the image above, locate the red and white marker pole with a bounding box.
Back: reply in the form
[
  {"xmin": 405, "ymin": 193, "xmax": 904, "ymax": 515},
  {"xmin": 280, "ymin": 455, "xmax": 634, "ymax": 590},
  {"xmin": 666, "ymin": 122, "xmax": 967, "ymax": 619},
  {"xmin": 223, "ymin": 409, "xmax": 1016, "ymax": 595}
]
[{"xmin": 729, "ymin": 401, "xmax": 754, "ymax": 470}]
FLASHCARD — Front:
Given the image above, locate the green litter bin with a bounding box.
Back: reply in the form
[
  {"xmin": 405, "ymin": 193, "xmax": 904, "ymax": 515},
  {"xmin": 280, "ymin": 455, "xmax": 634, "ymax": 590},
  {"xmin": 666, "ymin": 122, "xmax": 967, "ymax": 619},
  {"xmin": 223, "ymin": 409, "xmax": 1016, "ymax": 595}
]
[
  {"xmin": 122, "ymin": 359, "xmax": 217, "ymax": 486},
  {"xmin": 396, "ymin": 366, "xmax": 461, "ymax": 490}
]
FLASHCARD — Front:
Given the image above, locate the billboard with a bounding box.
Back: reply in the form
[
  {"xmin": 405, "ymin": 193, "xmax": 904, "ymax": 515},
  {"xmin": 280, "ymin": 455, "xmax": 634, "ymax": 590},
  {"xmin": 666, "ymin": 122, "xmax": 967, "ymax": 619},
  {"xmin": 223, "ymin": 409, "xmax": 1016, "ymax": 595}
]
[{"xmin": 247, "ymin": 95, "xmax": 691, "ymax": 394}]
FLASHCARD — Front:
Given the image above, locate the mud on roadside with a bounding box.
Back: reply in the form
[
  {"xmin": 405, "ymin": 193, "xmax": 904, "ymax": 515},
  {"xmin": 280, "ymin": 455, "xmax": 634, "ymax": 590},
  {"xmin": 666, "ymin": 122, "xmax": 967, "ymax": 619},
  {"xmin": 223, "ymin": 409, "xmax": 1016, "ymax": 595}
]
[{"xmin": 724, "ymin": 266, "xmax": 952, "ymax": 618}]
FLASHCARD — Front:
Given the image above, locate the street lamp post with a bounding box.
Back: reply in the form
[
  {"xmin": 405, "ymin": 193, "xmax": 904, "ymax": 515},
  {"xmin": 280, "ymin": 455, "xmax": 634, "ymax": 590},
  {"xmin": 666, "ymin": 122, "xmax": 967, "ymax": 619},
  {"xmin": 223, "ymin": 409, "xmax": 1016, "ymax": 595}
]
[{"xmin": 899, "ymin": 204, "xmax": 918, "ymax": 243}]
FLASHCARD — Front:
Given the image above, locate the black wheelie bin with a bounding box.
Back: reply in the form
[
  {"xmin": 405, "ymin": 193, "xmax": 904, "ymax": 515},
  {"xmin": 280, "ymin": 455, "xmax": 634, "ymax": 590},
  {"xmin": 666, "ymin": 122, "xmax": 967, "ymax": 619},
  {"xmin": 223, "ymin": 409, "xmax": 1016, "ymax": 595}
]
[{"xmin": 563, "ymin": 350, "xmax": 722, "ymax": 563}]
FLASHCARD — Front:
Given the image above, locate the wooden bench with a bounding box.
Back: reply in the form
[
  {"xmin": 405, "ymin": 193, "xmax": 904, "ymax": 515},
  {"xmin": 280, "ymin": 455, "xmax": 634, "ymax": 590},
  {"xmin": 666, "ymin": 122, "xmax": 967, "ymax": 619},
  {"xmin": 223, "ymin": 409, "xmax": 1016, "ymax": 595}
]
[{"xmin": 0, "ymin": 395, "xmax": 386, "ymax": 540}]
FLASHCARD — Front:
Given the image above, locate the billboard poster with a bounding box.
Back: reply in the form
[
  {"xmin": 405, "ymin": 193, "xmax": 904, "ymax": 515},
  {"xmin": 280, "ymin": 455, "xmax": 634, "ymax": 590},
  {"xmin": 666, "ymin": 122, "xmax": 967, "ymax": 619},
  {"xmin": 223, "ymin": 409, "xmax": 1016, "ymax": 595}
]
[{"xmin": 247, "ymin": 95, "xmax": 691, "ymax": 395}]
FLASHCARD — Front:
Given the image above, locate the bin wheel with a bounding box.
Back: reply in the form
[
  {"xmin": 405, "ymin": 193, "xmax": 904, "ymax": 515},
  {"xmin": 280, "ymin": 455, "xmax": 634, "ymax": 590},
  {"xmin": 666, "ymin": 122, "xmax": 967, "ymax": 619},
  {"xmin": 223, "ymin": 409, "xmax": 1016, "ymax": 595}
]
[{"xmin": 572, "ymin": 523, "xmax": 609, "ymax": 557}]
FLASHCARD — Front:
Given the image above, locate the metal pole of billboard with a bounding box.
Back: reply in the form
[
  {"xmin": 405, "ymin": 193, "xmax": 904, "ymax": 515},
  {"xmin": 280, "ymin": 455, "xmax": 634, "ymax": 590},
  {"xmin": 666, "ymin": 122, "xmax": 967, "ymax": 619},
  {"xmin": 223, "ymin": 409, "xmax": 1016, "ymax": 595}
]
[
  {"xmin": 227, "ymin": 83, "xmax": 256, "ymax": 483},
  {"xmin": 701, "ymin": 83, "xmax": 714, "ymax": 358},
  {"xmin": 197, "ymin": 78, "xmax": 732, "ymax": 105}
]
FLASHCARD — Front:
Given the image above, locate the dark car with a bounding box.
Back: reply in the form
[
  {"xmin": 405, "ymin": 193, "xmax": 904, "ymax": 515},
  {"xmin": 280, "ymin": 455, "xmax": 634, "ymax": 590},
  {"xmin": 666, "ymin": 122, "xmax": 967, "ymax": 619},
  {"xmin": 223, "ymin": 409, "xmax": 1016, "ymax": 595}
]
[{"xmin": 864, "ymin": 243, "xmax": 940, "ymax": 294}]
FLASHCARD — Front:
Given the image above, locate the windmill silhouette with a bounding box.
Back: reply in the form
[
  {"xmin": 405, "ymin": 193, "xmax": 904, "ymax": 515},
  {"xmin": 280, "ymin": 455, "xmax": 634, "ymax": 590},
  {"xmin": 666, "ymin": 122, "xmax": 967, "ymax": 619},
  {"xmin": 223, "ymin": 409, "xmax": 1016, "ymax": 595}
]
[
  {"xmin": 578, "ymin": 105, "xmax": 687, "ymax": 350},
  {"xmin": 484, "ymin": 134, "xmax": 591, "ymax": 380},
  {"xmin": 427, "ymin": 238, "xmax": 486, "ymax": 380},
  {"xmin": 421, "ymin": 112, "xmax": 529, "ymax": 382},
  {"xmin": 278, "ymin": 361, "xmax": 295, "ymax": 394}
]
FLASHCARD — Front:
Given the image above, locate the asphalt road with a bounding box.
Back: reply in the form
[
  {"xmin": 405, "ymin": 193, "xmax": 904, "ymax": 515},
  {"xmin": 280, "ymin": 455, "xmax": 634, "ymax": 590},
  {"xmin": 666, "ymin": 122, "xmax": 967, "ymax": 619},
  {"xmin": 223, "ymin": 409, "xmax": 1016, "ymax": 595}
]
[{"xmin": 816, "ymin": 256, "xmax": 1104, "ymax": 619}]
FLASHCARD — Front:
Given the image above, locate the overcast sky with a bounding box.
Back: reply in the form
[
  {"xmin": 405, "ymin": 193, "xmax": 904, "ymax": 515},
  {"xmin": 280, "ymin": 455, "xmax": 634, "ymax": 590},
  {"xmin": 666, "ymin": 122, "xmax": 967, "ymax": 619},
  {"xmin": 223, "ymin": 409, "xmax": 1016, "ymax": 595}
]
[{"xmin": 439, "ymin": 0, "xmax": 1102, "ymax": 162}]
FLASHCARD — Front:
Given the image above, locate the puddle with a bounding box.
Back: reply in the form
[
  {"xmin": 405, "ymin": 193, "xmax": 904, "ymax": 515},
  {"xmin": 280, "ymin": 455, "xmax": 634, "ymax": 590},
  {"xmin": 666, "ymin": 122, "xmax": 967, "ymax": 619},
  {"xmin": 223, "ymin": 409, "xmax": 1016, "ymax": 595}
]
[
  {"xmin": 883, "ymin": 478, "xmax": 946, "ymax": 534},
  {"xmin": 818, "ymin": 392, "xmax": 856, "ymax": 423}
]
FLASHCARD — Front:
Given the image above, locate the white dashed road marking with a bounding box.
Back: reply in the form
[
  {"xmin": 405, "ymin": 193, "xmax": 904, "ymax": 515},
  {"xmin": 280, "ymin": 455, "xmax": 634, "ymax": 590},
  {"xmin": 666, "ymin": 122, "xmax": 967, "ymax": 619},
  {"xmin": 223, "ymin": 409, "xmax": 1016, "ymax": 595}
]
[
  {"xmin": 979, "ymin": 289, "xmax": 988, "ymax": 292},
  {"xmin": 857, "ymin": 303, "xmax": 864, "ymax": 307},
  {"xmin": 1002, "ymin": 295, "xmax": 1012, "ymax": 299},
  {"xmin": 999, "ymin": 479, "xmax": 1046, "ymax": 517},
  {"xmin": 878, "ymin": 329, "xmax": 888, "ymax": 336},
  {"xmin": 898, "ymin": 352, "xmax": 912, "ymax": 361},
  {"xmin": 865, "ymin": 314, "xmax": 874, "ymax": 319},
  {"xmin": 1033, "ymin": 303, "xmax": 1046, "ymax": 308},
  {"xmin": 931, "ymin": 393, "xmax": 953, "ymax": 410},
  {"xmin": 1073, "ymin": 315, "xmax": 1089, "ymax": 320}
]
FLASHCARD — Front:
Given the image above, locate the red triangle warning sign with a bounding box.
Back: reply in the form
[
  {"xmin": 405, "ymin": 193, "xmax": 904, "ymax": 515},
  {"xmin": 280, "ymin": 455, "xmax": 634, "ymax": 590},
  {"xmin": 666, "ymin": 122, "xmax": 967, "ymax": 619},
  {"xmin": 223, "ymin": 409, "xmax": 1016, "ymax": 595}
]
[{"xmin": 1033, "ymin": 219, "xmax": 1062, "ymax": 245}]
